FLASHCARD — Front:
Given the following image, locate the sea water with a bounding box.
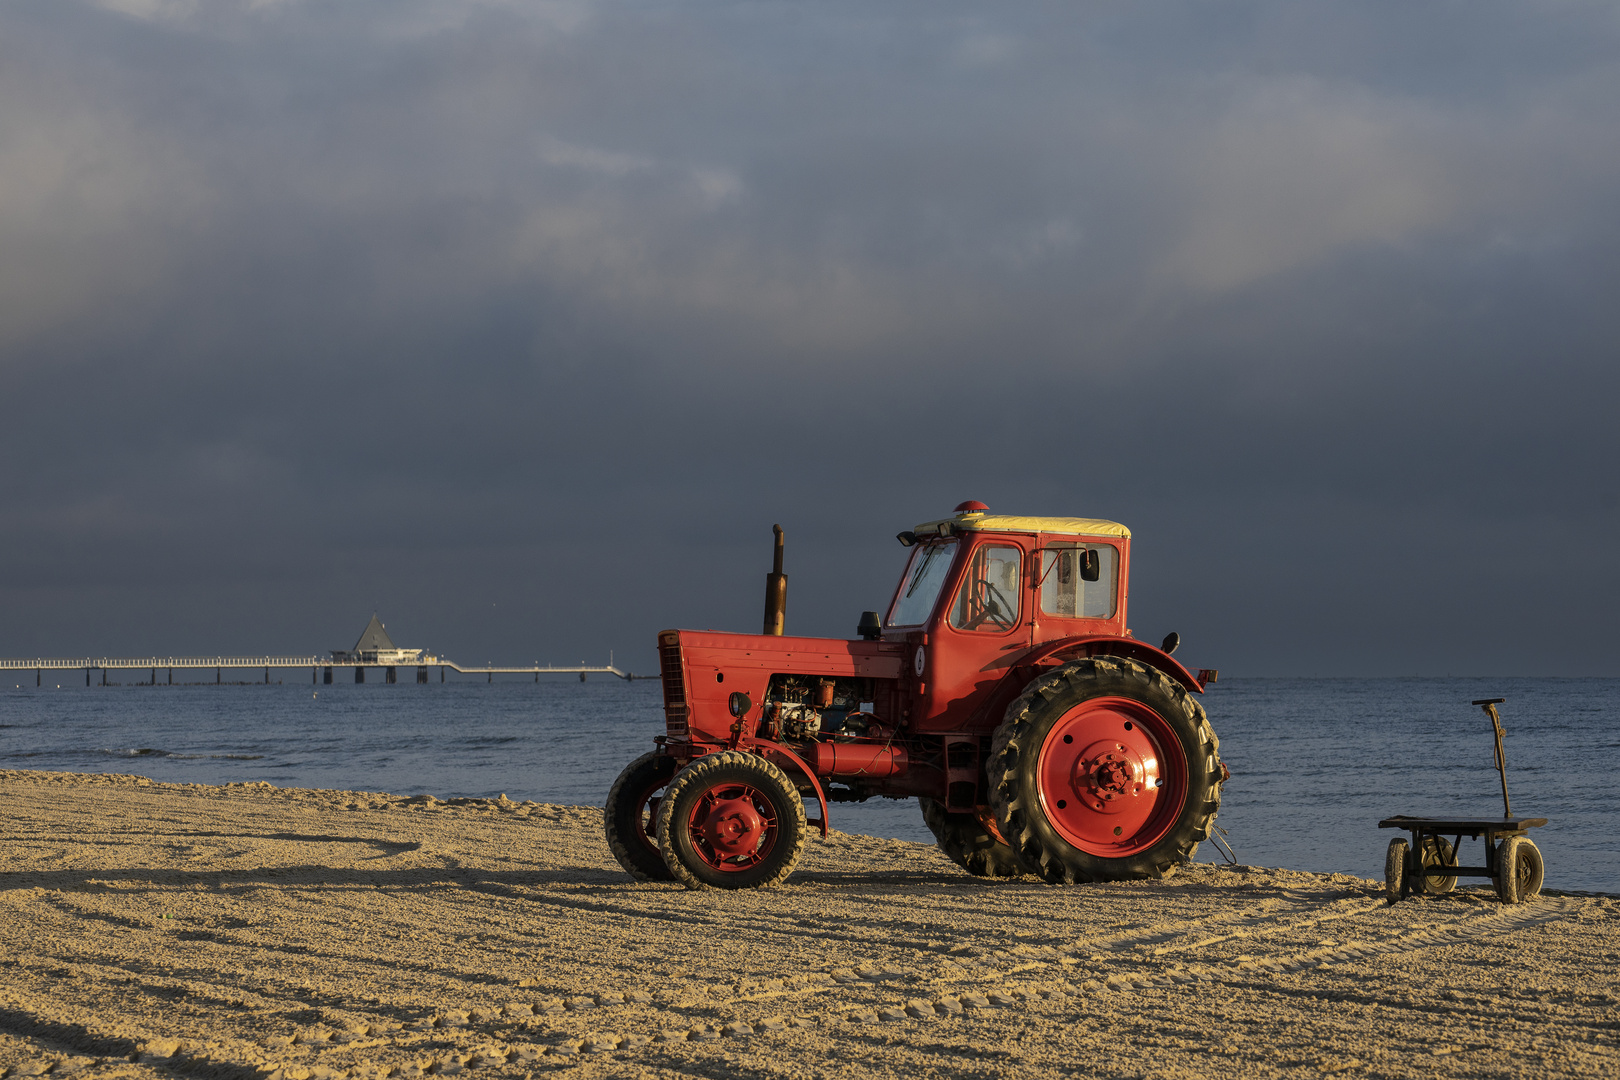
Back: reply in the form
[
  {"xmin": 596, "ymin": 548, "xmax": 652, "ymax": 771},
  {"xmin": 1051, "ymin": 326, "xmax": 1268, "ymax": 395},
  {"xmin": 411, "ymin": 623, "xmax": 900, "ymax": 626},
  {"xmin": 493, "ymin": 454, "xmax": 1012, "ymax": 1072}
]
[{"xmin": 2, "ymin": 675, "xmax": 1614, "ymax": 892}]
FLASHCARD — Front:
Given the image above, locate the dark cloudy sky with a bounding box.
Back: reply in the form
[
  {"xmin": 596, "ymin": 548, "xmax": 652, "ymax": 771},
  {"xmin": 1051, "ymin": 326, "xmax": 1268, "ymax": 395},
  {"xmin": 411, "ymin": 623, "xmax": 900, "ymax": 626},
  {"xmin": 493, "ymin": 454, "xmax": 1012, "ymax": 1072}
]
[{"xmin": 2, "ymin": 0, "xmax": 1616, "ymax": 676}]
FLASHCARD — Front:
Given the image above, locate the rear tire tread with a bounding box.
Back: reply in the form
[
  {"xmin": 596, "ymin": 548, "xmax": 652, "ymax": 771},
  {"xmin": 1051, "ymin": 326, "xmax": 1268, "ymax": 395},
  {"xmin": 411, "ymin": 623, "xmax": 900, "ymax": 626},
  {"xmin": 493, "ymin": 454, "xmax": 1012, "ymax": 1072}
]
[
  {"xmin": 989, "ymin": 657, "xmax": 1223, "ymax": 884},
  {"xmin": 919, "ymin": 798, "xmax": 1022, "ymax": 878}
]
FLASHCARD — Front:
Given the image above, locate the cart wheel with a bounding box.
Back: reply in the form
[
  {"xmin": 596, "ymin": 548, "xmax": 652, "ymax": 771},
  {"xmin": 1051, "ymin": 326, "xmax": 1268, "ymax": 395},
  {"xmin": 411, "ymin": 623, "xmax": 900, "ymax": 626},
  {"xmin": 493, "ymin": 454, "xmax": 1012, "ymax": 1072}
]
[
  {"xmin": 1415, "ymin": 835, "xmax": 1458, "ymax": 896},
  {"xmin": 1496, "ymin": 836, "xmax": 1545, "ymax": 904},
  {"xmin": 1384, "ymin": 837, "xmax": 1408, "ymax": 904}
]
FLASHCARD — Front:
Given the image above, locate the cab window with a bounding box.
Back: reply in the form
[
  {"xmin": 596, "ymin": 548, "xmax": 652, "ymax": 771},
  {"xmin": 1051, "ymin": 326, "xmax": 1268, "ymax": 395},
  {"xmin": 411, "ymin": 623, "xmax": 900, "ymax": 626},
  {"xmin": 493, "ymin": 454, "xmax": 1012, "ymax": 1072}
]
[
  {"xmin": 1039, "ymin": 542, "xmax": 1118, "ymax": 618},
  {"xmin": 887, "ymin": 539, "xmax": 958, "ymax": 627},
  {"xmin": 950, "ymin": 544, "xmax": 1022, "ymax": 632}
]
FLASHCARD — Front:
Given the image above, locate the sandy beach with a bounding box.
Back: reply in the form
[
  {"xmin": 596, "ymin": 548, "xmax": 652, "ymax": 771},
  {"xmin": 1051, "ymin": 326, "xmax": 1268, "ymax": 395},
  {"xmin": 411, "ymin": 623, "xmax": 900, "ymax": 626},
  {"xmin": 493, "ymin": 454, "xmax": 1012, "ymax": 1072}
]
[{"xmin": 2, "ymin": 769, "xmax": 1616, "ymax": 1080}]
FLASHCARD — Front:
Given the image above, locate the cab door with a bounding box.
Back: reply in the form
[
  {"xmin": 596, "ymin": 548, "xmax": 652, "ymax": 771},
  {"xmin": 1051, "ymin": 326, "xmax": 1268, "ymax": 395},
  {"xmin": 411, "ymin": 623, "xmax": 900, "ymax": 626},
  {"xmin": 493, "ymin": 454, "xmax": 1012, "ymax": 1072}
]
[{"xmin": 914, "ymin": 533, "xmax": 1035, "ymax": 732}]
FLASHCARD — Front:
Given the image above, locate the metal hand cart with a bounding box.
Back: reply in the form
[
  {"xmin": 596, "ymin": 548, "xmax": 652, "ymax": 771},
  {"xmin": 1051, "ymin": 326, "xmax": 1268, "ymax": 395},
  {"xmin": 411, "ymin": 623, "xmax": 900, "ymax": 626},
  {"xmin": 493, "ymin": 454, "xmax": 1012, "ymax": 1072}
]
[{"xmin": 1378, "ymin": 699, "xmax": 1546, "ymax": 904}]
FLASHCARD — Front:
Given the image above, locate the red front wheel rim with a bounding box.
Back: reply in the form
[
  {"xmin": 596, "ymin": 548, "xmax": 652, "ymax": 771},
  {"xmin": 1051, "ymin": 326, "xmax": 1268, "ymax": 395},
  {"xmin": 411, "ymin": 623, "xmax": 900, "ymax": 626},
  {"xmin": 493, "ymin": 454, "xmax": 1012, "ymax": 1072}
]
[
  {"xmin": 686, "ymin": 782, "xmax": 779, "ymax": 872},
  {"xmin": 1035, "ymin": 696, "xmax": 1188, "ymax": 856}
]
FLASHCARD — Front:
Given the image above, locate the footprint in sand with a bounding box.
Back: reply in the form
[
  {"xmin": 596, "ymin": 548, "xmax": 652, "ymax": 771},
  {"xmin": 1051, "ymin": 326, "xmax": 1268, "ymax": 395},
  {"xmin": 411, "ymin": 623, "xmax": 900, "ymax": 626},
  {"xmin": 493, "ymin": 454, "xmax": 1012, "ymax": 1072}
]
[
  {"xmin": 987, "ymin": 992, "xmax": 1018, "ymax": 1007},
  {"xmin": 935, "ymin": 997, "xmax": 965, "ymax": 1016},
  {"xmin": 876, "ymin": 1007, "xmax": 908, "ymax": 1022},
  {"xmin": 959, "ymin": 992, "xmax": 990, "ymax": 1009}
]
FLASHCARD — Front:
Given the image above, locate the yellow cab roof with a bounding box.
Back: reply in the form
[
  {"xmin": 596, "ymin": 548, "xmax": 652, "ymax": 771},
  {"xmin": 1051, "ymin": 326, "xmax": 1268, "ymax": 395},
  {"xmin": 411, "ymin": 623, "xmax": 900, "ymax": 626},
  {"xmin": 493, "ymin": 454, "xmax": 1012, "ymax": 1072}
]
[{"xmin": 912, "ymin": 510, "xmax": 1130, "ymax": 539}]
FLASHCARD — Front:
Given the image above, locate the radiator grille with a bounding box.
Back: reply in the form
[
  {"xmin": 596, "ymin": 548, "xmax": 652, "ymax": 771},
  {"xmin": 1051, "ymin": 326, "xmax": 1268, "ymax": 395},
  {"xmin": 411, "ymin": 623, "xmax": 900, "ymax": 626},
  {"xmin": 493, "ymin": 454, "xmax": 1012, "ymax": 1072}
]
[{"xmin": 659, "ymin": 639, "xmax": 689, "ymax": 737}]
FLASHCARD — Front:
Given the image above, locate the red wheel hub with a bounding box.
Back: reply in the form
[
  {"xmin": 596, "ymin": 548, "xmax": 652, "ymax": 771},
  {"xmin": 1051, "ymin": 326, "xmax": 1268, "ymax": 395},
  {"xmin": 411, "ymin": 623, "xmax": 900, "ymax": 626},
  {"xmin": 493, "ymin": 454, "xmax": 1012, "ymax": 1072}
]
[
  {"xmin": 1035, "ymin": 697, "xmax": 1188, "ymax": 856},
  {"xmin": 687, "ymin": 783, "xmax": 778, "ymax": 871}
]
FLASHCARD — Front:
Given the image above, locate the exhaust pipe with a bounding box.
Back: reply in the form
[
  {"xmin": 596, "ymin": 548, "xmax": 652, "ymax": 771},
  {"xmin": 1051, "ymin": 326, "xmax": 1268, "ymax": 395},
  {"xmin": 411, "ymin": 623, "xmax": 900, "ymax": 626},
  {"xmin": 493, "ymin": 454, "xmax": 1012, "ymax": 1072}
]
[{"xmin": 763, "ymin": 524, "xmax": 787, "ymax": 635}]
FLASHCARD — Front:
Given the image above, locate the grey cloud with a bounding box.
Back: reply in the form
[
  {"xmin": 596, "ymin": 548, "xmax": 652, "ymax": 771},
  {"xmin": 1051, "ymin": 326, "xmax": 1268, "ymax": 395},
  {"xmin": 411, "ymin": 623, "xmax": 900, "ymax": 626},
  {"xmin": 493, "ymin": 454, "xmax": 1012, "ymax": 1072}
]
[{"xmin": 0, "ymin": 0, "xmax": 1616, "ymax": 675}]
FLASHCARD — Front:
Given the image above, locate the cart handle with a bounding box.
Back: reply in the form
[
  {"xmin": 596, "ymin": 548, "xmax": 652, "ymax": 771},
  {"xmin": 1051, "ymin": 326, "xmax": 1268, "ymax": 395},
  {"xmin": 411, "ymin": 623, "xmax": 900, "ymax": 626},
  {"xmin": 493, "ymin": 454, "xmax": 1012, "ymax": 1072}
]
[{"xmin": 1473, "ymin": 699, "xmax": 1512, "ymax": 818}]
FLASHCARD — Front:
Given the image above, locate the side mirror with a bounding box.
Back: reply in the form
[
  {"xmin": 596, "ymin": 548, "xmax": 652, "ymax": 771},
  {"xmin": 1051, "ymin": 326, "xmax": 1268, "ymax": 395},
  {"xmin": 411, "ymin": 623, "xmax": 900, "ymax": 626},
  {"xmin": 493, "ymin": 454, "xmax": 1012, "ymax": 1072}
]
[
  {"xmin": 1079, "ymin": 549, "xmax": 1101, "ymax": 582},
  {"xmin": 1161, "ymin": 632, "xmax": 1180, "ymax": 656},
  {"xmin": 857, "ymin": 611, "xmax": 883, "ymax": 640},
  {"xmin": 728, "ymin": 691, "xmax": 752, "ymax": 719},
  {"xmin": 896, "ymin": 531, "xmax": 917, "ymax": 547}
]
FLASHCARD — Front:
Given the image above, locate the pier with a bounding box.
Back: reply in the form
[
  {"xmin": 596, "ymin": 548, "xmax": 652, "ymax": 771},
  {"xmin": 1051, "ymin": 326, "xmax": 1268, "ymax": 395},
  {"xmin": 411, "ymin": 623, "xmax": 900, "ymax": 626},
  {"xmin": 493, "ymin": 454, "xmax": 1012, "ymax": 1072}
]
[
  {"xmin": 2, "ymin": 615, "xmax": 637, "ymax": 686},
  {"xmin": 1, "ymin": 657, "xmax": 633, "ymax": 685}
]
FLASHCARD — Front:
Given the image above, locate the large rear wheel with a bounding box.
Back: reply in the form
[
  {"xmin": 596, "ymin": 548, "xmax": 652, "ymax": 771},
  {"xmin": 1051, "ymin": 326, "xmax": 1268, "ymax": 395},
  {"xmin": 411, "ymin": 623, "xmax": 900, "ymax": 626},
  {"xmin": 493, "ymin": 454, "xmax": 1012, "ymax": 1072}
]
[
  {"xmin": 655, "ymin": 751, "xmax": 806, "ymax": 890},
  {"xmin": 989, "ymin": 657, "xmax": 1223, "ymax": 883},
  {"xmin": 920, "ymin": 798, "xmax": 1022, "ymax": 878}
]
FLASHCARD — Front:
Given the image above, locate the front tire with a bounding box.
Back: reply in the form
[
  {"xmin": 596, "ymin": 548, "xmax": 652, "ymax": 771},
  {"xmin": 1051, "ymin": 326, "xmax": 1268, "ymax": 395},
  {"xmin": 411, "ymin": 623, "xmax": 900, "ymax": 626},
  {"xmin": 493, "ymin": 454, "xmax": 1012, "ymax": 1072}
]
[
  {"xmin": 604, "ymin": 751, "xmax": 679, "ymax": 881},
  {"xmin": 655, "ymin": 751, "xmax": 806, "ymax": 890},
  {"xmin": 1496, "ymin": 836, "xmax": 1544, "ymax": 904},
  {"xmin": 989, "ymin": 657, "xmax": 1223, "ymax": 883},
  {"xmin": 920, "ymin": 798, "xmax": 1022, "ymax": 878},
  {"xmin": 1385, "ymin": 837, "xmax": 1409, "ymax": 904}
]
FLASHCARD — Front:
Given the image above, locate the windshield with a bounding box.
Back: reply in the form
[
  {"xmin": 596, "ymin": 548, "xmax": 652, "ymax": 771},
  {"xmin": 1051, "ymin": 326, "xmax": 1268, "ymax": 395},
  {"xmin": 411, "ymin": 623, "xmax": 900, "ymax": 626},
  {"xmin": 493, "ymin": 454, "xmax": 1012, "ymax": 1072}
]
[{"xmin": 887, "ymin": 540, "xmax": 958, "ymax": 626}]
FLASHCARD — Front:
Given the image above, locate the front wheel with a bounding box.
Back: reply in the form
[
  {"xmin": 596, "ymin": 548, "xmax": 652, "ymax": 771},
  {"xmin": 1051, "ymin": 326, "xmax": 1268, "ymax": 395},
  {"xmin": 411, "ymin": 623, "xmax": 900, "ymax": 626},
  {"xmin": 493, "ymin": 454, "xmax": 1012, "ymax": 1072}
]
[
  {"xmin": 604, "ymin": 751, "xmax": 678, "ymax": 881},
  {"xmin": 1384, "ymin": 837, "xmax": 1409, "ymax": 904},
  {"xmin": 655, "ymin": 751, "xmax": 806, "ymax": 890},
  {"xmin": 989, "ymin": 657, "xmax": 1224, "ymax": 883},
  {"xmin": 1496, "ymin": 836, "xmax": 1544, "ymax": 904}
]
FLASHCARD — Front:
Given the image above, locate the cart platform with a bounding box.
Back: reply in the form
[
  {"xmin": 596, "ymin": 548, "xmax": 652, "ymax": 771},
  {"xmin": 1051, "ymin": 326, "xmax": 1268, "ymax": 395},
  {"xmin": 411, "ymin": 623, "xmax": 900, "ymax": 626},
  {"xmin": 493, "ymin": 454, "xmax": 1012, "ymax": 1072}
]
[
  {"xmin": 1377, "ymin": 699, "xmax": 1548, "ymax": 905},
  {"xmin": 1378, "ymin": 815, "xmax": 1547, "ymax": 904},
  {"xmin": 1378, "ymin": 815, "xmax": 1547, "ymax": 834}
]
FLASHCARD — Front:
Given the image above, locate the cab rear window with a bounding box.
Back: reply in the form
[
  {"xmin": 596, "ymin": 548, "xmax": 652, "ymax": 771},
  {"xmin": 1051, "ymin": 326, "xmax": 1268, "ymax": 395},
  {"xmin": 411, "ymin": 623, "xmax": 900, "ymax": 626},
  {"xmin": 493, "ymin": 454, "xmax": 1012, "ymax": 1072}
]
[{"xmin": 1039, "ymin": 543, "xmax": 1118, "ymax": 618}]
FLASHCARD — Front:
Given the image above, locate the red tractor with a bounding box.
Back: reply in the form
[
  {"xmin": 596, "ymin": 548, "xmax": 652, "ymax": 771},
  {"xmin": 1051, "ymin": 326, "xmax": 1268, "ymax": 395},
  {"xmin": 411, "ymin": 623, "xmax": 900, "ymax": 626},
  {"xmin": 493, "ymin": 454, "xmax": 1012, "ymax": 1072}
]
[{"xmin": 605, "ymin": 502, "xmax": 1227, "ymax": 890}]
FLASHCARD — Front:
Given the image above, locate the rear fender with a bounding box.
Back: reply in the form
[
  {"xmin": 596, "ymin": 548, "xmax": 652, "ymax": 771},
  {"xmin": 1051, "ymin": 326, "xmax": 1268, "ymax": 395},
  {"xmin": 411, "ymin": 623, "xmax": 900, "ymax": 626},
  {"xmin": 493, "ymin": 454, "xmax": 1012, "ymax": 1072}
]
[
  {"xmin": 963, "ymin": 635, "xmax": 1206, "ymax": 736},
  {"xmin": 1025, "ymin": 635, "xmax": 1206, "ymax": 694}
]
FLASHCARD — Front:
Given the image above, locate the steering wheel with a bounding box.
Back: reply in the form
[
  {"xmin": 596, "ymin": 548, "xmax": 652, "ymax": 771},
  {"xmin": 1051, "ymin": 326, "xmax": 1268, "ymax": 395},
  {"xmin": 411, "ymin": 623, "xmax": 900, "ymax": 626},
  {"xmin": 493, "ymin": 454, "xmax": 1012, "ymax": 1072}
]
[{"xmin": 964, "ymin": 577, "xmax": 1015, "ymax": 630}]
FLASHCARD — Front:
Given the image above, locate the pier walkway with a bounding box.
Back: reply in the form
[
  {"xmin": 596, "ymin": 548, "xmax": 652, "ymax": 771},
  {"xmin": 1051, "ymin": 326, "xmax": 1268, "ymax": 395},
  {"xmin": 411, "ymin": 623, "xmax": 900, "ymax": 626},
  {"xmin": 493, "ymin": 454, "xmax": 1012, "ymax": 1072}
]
[{"xmin": 1, "ymin": 657, "xmax": 634, "ymax": 685}]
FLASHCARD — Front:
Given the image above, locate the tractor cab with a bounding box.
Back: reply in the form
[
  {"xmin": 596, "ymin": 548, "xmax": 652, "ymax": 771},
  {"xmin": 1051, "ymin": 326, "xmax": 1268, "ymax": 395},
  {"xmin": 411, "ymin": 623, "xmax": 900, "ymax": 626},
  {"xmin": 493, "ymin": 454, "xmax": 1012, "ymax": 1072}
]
[{"xmin": 883, "ymin": 502, "xmax": 1137, "ymax": 732}]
